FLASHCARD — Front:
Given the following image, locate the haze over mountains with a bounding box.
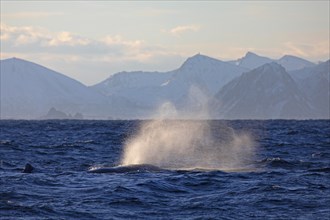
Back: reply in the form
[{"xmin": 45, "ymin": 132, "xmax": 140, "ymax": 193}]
[{"xmin": 0, "ymin": 52, "xmax": 329, "ymax": 119}]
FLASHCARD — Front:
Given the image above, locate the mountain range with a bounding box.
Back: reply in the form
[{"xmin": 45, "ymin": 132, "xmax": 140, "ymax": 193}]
[
  {"xmin": 213, "ymin": 62, "xmax": 313, "ymax": 119},
  {"xmin": 228, "ymin": 52, "xmax": 315, "ymax": 71},
  {"xmin": 0, "ymin": 52, "xmax": 329, "ymax": 119}
]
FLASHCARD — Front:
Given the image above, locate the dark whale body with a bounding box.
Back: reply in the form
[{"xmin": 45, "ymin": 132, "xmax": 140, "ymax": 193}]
[
  {"xmin": 20, "ymin": 163, "xmax": 163, "ymax": 174},
  {"xmin": 23, "ymin": 163, "xmax": 34, "ymax": 173},
  {"xmin": 88, "ymin": 164, "xmax": 164, "ymax": 174}
]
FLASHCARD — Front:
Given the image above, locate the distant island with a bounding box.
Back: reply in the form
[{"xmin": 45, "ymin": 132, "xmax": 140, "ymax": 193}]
[{"xmin": 41, "ymin": 107, "xmax": 83, "ymax": 120}]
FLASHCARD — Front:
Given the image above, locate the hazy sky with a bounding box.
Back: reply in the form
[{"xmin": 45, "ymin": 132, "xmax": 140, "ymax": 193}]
[{"xmin": 1, "ymin": 1, "xmax": 329, "ymax": 85}]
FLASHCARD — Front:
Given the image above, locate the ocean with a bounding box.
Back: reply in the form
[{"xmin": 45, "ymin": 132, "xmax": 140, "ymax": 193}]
[{"xmin": 0, "ymin": 120, "xmax": 329, "ymax": 219}]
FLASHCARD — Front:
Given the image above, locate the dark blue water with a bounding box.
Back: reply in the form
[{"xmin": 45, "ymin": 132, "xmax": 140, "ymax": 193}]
[{"xmin": 0, "ymin": 120, "xmax": 329, "ymax": 219}]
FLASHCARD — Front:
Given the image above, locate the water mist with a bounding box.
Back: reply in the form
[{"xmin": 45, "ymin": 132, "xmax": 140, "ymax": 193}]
[{"xmin": 121, "ymin": 87, "xmax": 257, "ymax": 171}]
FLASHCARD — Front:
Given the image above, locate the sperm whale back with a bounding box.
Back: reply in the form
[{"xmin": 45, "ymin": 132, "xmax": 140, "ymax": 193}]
[{"xmin": 88, "ymin": 164, "xmax": 164, "ymax": 174}]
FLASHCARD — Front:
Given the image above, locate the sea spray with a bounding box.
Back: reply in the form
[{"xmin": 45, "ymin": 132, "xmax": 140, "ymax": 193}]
[{"xmin": 121, "ymin": 103, "xmax": 257, "ymax": 170}]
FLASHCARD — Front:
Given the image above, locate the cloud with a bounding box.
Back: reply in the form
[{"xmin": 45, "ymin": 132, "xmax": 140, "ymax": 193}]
[
  {"xmin": 0, "ymin": 23, "xmax": 93, "ymax": 48},
  {"xmin": 0, "ymin": 23, "xmax": 184, "ymax": 85},
  {"xmin": 49, "ymin": 31, "xmax": 91, "ymax": 46},
  {"xmin": 168, "ymin": 25, "xmax": 200, "ymax": 36},
  {"xmin": 283, "ymin": 42, "xmax": 309, "ymax": 57},
  {"xmin": 0, "ymin": 23, "xmax": 152, "ymax": 58},
  {"xmin": 283, "ymin": 41, "xmax": 329, "ymax": 61},
  {"xmin": 102, "ymin": 35, "xmax": 143, "ymax": 50}
]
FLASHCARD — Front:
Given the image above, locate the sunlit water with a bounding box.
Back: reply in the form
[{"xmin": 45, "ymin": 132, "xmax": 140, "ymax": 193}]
[{"xmin": 0, "ymin": 120, "xmax": 329, "ymax": 219}]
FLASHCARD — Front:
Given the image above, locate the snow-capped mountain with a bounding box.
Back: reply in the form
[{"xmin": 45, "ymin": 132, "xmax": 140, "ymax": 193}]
[
  {"xmin": 0, "ymin": 58, "xmax": 135, "ymax": 119},
  {"xmin": 92, "ymin": 70, "xmax": 174, "ymax": 108},
  {"xmin": 1, "ymin": 53, "xmax": 326, "ymax": 120},
  {"xmin": 92, "ymin": 54, "xmax": 247, "ymax": 111},
  {"xmin": 167, "ymin": 54, "xmax": 247, "ymax": 96},
  {"xmin": 213, "ymin": 62, "xmax": 313, "ymax": 119},
  {"xmin": 229, "ymin": 52, "xmax": 316, "ymax": 72},
  {"xmin": 228, "ymin": 52, "xmax": 274, "ymax": 70},
  {"xmin": 277, "ymin": 55, "xmax": 315, "ymax": 71},
  {"xmin": 163, "ymin": 54, "xmax": 247, "ymax": 112},
  {"xmin": 289, "ymin": 60, "xmax": 330, "ymax": 119}
]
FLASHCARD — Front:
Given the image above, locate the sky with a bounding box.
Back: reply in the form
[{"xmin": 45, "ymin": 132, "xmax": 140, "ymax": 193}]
[{"xmin": 1, "ymin": 1, "xmax": 329, "ymax": 85}]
